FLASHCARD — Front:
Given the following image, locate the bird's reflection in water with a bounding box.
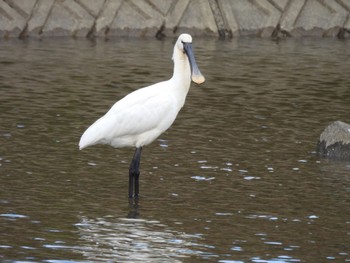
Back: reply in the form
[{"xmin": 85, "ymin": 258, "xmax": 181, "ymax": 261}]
[
  {"xmin": 127, "ymin": 197, "xmax": 139, "ymax": 219},
  {"xmin": 74, "ymin": 214, "xmax": 214, "ymax": 262}
]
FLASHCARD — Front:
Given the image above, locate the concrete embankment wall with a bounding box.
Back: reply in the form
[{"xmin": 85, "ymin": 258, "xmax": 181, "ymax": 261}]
[{"xmin": 1, "ymin": 0, "xmax": 350, "ymax": 39}]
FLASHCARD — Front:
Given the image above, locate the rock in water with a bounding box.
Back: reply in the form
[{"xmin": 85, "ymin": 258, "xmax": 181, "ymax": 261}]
[{"xmin": 316, "ymin": 121, "xmax": 350, "ymax": 160}]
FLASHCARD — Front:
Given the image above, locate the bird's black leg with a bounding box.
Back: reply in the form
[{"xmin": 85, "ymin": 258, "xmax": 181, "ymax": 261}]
[
  {"xmin": 128, "ymin": 170, "xmax": 134, "ymax": 198},
  {"xmin": 129, "ymin": 147, "xmax": 142, "ymax": 198}
]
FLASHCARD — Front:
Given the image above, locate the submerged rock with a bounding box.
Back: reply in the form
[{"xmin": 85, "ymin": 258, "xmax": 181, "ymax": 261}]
[{"xmin": 316, "ymin": 121, "xmax": 350, "ymax": 160}]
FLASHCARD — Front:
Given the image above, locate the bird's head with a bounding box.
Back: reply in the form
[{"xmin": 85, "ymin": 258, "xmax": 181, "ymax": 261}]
[{"xmin": 175, "ymin": 34, "xmax": 205, "ymax": 85}]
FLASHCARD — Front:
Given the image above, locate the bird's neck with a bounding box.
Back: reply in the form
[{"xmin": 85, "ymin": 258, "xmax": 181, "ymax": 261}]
[{"xmin": 171, "ymin": 48, "xmax": 192, "ymax": 93}]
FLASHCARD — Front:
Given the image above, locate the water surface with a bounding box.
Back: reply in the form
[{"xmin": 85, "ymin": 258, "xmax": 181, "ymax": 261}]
[{"xmin": 0, "ymin": 37, "xmax": 349, "ymax": 262}]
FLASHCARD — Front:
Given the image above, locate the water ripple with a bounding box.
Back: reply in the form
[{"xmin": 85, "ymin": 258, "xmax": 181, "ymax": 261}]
[{"xmin": 73, "ymin": 216, "xmax": 215, "ymax": 262}]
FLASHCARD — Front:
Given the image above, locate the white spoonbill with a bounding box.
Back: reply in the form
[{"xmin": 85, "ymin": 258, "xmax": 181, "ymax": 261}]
[{"xmin": 79, "ymin": 33, "xmax": 205, "ymax": 198}]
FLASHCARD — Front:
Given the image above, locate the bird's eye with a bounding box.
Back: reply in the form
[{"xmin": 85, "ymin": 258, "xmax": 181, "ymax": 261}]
[{"xmin": 181, "ymin": 41, "xmax": 186, "ymax": 53}]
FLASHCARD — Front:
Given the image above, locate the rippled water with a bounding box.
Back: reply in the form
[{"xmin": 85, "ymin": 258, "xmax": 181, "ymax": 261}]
[{"xmin": 0, "ymin": 37, "xmax": 350, "ymax": 262}]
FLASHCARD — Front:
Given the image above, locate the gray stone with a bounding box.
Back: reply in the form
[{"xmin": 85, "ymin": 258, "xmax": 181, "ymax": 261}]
[
  {"xmin": 337, "ymin": 27, "xmax": 350, "ymax": 39},
  {"xmin": 174, "ymin": 1, "xmax": 216, "ymax": 37},
  {"xmin": 40, "ymin": 0, "xmax": 95, "ymax": 37},
  {"xmin": 94, "ymin": 0, "xmax": 123, "ymax": 37},
  {"xmin": 208, "ymin": 0, "xmax": 231, "ymax": 39},
  {"xmin": 218, "ymin": 0, "xmax": 285, "ymax": 37},
  {"xmin": 1, "ymin": 0, "xmax": 350, "ymax": 38},
  {"xmin": 26, "ymin": 0, "xmax": 55, "ymax": 37},
  {"xmin": 316, "ymin": 121, "xmax": 350, "ymax": 160},
  {"xmin": 0, "ymin": 0, "xmax": 30, "ymax": 37},
  {"xmin": 291, "ymin": 0, "xmax": 349, "ymax": 37},
  {"xmin": 107, "ymin": 0, "xmax": 164, "ymax": 37},
  {"xmin": 75, "ymin": 0, "xmax": 105, "ymax": 17}
]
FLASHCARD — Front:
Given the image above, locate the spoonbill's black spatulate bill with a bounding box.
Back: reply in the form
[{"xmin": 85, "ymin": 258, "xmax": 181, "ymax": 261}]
[{"xmin": 79, "ymin": 33, "xmax": 205, "ymax": 198}]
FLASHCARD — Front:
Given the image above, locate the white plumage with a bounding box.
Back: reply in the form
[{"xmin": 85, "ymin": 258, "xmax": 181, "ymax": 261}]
[
  {"xmin": 79, "ymin": 80, "xmax": 179, "ymax": 149},
  {"xmin": 79, "ymin": 33, "xmax": 205, "ymax": 198}
]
